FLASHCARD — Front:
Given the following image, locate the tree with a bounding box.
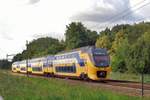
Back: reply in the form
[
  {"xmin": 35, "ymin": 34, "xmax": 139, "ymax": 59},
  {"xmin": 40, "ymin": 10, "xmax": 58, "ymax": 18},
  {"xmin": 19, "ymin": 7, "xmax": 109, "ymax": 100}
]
[
  {"xmin": 65, "ymin": 22, "xmax": 89, "ymax": 50},
  {"xmin": 0, "ymin": 60, "xmax": 12, "ymax": 69},
  {"xmin": 111, "ymin": 31, "xmax": 126, "ymax": 54},
  {"xmin": 12, "ymin": 53, "xmax": 23, "ymax": 62},
  {"xmin": 12, "ymin": 37, "xmax": 65, "ymax": 61},
  {"xmin": 87, "ymin": 30, "xmax": 98, "ymax": 46},
  {"xmin": 111, "ymin": 38, "xmax": 129, "ymax": 73},
  {"xmin": 126, "ymin": 32, "xmax": 150, "ymax": 74},
  {"xmin": 96, "ymin": 35, "xmax": 111, "ymax": 50}
]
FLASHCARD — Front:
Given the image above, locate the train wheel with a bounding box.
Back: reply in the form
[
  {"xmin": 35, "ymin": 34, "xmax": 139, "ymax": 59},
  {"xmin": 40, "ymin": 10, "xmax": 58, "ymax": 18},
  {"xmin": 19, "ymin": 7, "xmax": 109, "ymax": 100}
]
[
  {"xmin": 47, "ymin": 73, "xmax": 51, "ymax": 77},
  {"xmin": 80, "ymin": 73, "xmax": 88, "ymax": 81}
]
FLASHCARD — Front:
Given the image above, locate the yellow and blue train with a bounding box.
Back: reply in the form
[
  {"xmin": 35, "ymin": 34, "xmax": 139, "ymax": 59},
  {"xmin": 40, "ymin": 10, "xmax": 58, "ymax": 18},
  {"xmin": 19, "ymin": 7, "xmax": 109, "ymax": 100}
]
[{"xmin": 12, "ymin": 46, "xmax": 111, "ymax": 80}]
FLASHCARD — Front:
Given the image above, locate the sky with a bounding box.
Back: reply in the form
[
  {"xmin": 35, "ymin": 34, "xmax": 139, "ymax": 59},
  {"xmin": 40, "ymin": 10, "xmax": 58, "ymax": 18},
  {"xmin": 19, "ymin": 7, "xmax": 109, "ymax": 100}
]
[{"xmin": 0, "ymin": 0, "xmax": 150, "ymax": 59}]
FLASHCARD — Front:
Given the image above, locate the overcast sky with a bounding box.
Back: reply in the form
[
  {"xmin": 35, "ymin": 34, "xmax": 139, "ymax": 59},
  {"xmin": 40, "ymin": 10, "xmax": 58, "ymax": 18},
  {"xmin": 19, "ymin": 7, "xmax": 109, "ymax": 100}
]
[{"xmin": 0, "ymin": 0, "xmax": 150, "ymax": 59}]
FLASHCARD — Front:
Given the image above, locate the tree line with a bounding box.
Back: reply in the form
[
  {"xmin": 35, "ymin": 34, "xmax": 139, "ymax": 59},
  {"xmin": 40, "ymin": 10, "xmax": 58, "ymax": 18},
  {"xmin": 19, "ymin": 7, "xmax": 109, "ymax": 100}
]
[
  {"xmin": 12, "ymin": 22, "xmax": 98, "ymax": 61},
  {"xmin": 96, "ymin": 22, "xmax": 150, "ymax": 74},
  {"xmin": 1, "ymin": 22, "xmax": 150, "ymax": 74}
]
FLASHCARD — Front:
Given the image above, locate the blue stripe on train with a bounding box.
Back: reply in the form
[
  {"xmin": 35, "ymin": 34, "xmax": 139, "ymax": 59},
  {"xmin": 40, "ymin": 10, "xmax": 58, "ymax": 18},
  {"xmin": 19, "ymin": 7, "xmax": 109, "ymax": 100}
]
[{"xmin": 55, "ymin": 52, "xmax": 85, "ymax": 67}]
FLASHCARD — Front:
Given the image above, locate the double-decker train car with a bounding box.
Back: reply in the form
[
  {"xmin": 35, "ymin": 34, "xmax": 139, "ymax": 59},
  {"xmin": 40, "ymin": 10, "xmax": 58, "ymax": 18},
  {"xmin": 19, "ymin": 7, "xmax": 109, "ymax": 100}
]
[
  {"xmin": 43, "ymin": 56, "xmax": 55, "ymax": 76},
  {"xmin": 29, "ymin": 57, "xmax": 46, "ymax": 75},
  {"xmin": 12, "ymin": 62, "xmax": 18, "ymax": 72},
  {"xmin": 53, "ymin": 46, "xmax": 111, "ymax": 80},
  {"xmin": 12, "ymin": 46, "xmax": 111, "ymax": 80},
  {"xmin": 19, "ymin": 60, "xmax": 27, "ymax": 73}
]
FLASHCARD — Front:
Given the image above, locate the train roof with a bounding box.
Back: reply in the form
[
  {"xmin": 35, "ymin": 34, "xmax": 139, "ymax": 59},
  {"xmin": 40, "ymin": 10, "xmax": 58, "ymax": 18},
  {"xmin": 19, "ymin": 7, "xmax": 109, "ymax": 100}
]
[
  {"xmin": 13, "ymin": 46, "xmax": 107, "ymax": 63},
  {"xmin": 56, "ymin": 46, "xmax": 94, "ymax": 55}
]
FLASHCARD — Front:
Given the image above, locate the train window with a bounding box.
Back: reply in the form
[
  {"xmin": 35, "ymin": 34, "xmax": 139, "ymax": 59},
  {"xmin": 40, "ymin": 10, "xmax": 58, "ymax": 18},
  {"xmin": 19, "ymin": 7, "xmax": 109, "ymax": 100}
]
[
  {"xmin": 55, "ymin": 66, "xmax": 76, "ymax": 73},
  {"xmin": 67, "ymin": 55, "xmax": 69, "ymax": 58},
  {"xmin": 63, "ymin": 67, "xmax": 65, "ymax": 72},
  {"xmin": 60, "ymin": 67, "xmax": 62, "ymax": 72},
  {"xmin": 63, "ymin": 67, "xmax": 66, "ymax": 72},
  {"xmin": 64, "ymin": 55, "xmax": 66, "ymax": 59},
  {"xmin": 69, "ymin": 67, "xmax": 72, "ymax": 72},
  {"xmin": 79, "ymin": 61, "xmax": 85, "ymax": 67},
  {"xmin": 56, "ymin": 67, "xmax": 58, "ymax": 72},
  {"xmin": 32, "ymin": 67, "xmax": 42, "ymax": 71},
  {"xmin": 67, "ymin": 67, "xmax": 69, "ymax": 72},
  {"xmin": 59, "ymin": 67, "xmax": 60, "ymax": 72}
]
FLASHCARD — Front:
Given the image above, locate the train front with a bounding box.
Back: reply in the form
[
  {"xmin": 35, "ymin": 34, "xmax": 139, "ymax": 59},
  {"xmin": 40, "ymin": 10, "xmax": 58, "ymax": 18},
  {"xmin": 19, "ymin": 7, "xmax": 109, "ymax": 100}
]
[{"xmin": 87, "ymin": 48, "xmax": 111, "ymax": 80}]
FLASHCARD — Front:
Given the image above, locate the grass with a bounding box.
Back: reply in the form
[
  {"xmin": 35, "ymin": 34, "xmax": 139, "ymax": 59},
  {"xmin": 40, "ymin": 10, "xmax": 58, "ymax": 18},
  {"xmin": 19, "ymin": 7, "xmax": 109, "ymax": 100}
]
[
  {"xmin": 109, "ymin": 72, "xmax": 150, "ymax": 83},
  {"xmin": 0, "ymin": 70, "xmax": 149, "ymax": 100}
]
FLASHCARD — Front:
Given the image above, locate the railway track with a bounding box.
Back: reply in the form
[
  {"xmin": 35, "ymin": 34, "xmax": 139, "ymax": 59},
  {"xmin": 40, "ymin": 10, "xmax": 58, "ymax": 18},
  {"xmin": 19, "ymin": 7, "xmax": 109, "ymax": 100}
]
[
  {"xmin": 9, "ymin": 72, "xmax": 150, "ymax": 96},
  {"xmin": 10, "ymin": 72, "xmax": 150, "ymax": 91},
  {"xmin": 101, "ymin": 79, "xmax": 150, "ymax": 90}
]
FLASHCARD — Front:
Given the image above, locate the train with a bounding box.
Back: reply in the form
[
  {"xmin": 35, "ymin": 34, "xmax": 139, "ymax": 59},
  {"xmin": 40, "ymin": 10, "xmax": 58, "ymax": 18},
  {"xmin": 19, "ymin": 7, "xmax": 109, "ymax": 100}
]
[{"xmin": 12, "ymin": 46, "xmax": 111, "ymax": 80}]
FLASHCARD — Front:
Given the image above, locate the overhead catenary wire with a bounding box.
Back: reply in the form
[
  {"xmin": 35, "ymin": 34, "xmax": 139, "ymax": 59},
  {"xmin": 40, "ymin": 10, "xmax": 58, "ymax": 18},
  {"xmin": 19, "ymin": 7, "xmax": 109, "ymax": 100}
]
[
  {"xmin": 105, "ymin": 0, "xmax": 148, "ymax": 23},
  {"xmin": 98, "ymin": 0, "xmax": 150, "ymax": 30}
]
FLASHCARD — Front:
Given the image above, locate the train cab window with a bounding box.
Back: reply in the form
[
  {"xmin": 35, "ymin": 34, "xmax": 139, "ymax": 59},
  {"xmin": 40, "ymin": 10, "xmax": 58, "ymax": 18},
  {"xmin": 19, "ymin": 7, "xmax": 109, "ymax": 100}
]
[{"xmin": 93, "ymin": 49, "xmax": 110, "ymax": 67}]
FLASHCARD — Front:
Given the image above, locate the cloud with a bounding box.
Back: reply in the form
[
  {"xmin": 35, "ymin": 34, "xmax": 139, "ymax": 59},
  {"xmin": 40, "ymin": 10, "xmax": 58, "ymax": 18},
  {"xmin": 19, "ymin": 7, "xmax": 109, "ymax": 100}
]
[
  {"xmin": 0, "ymin": 33, "xmax": 13, "ymax": 40},
  {"xmin": 0, "ymin": 22, "xmax": 13, "ymax": 40},
  {"xmin": 71, "ymin": 0, "xmax": 141, "ymax": 24},
  {"xmin": 28, "ymin": 0, "xmax": 40, "ymax": 5},
  {"xmin": 32, "ymin": 32, "xmax": 65, "ymax": 40}
]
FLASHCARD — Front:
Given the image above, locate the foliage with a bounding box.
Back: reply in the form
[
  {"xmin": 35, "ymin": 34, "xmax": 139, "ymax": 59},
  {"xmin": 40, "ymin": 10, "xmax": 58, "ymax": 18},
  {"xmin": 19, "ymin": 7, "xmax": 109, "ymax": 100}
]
[
  {"xmin": 65, "ymin": 22, "xmax": 98, "ymax": 50},
  {"xmin": 96, "ymin": 35, "xmax": 111, "ymax": 50},
  {"xmin": 111, "ymin": 38, "xmax": 129, "ymax": 73},
  {"xmin": 126, "ymin": 32, "xmax": 150, "ymax": 74},
  {"xmin": 109, "ymin": 72, "xmax": 150, "ymax": 83},
  {"xmin": 96, "ymin": 22, "xmax": 150, "ymax": 74},
  {"xmin": 13, "ymin": 37, "xmax": 65, "ymax": 61},
  {"xmin": 0, "ymin": 60, "xmax": 11, "ymax": 69},
  {"xmin": 11, "ymin": 21, "xmax": 150, "ymax": 74},
  {"xmin": 13, "ymin": 22, "xmax": 98, "ymax": 62},
  {"xmin": 87, "ymin": 30, "xmax": 98, "ymax": 46}
]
